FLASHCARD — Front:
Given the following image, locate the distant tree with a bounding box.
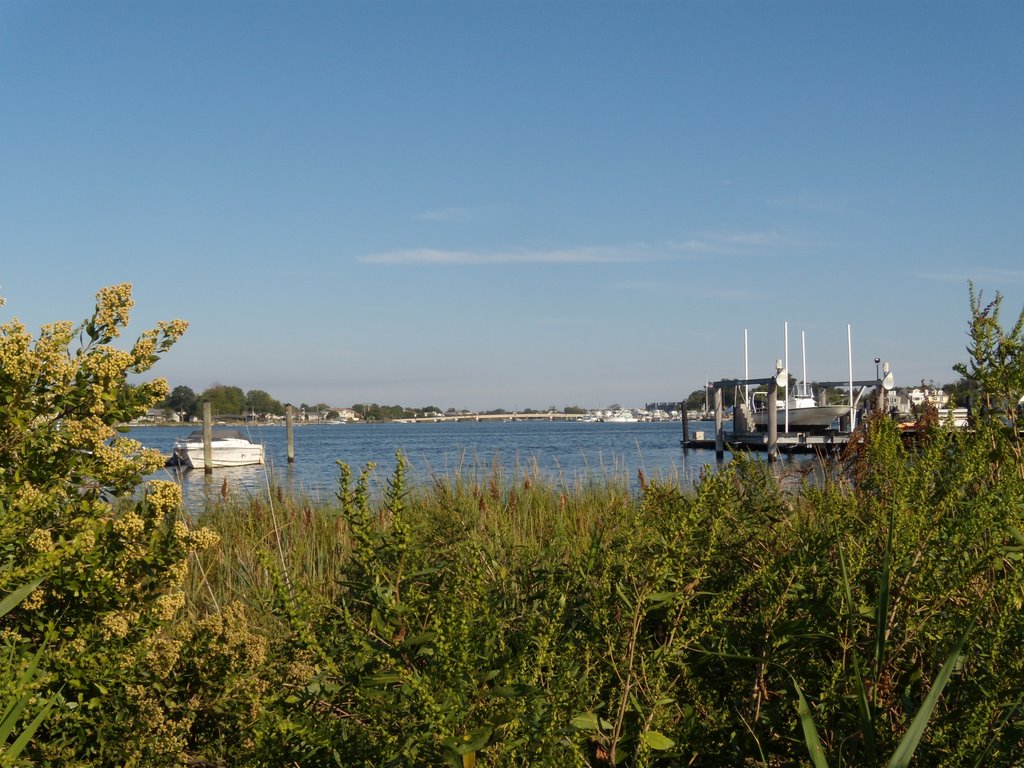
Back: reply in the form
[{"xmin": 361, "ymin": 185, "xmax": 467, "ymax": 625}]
[
  {"xmin": 165, "ymin": 384, "xmax": 198, "ymax": 420},
  {"xmin": 353, "ymin": 403, "xmax": 411, "ymax": 422},
  {"xmin": 201, "ymin": 384, "xmax": 245, "ymax": 416},
  {"xmin": 563, "ymin": 405, "xmax": 587, "ymax": 414},
  {"xmin": 385, "ymin": 404, "xmax": 413, "ymax": 420},
  {"xmin": 688, "ymin": 386, "xmax": 742, "ymax": 409},
  {"xmin": 943, "ymin": 376, "xmax": 981, "ymax": 407},
  {"xmin": 684, "ymin": 390, "xmax": 707, "ymax": 411},
  {"xmin": 245, "ymin": 389, "xmax": 284, "ymax": 417}
]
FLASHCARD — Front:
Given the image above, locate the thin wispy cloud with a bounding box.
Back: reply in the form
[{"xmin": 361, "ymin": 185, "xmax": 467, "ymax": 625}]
[
  {"xmin": 915, "ymin": 268, "xmax": 1024, "ymax": 285},
  {"xmin": 361, "ymin": 232, "xmax": 811, "ymax": 266},
  {"xmin": 414, "ymin": 207, "xmax": 476, "ymax": 222},
  {"xmin": 768, "ymin": 192, "xmax": 852, "ymax": 216},
  {"xmin": 535, "ymin": 315, "xmax": 590, "ymax": 327},
  {"xmin": 668, "ymin": 230, "xmax": 809, "ymax": 257},
  {"xmin": 360, "ymin": 245, "xmax": 657, "ymax": 265}
]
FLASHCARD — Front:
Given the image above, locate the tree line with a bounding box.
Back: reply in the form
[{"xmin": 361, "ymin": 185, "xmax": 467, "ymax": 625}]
[
  {"xmin": 160, "ymin": 384, "xmax": 292, "ymax": 420},
  {"xmin": 159, "ymin": 385, "xmax": 450, "ymax": 422},
  {"xmin": 160, "ymin": 385, "xmax": 591, "ymax": 422}
]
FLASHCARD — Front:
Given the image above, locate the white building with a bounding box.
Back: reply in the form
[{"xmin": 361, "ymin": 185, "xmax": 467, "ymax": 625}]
[{"xmin": 906, "ymin": 387, "xmax": 950, "ymax": 408}]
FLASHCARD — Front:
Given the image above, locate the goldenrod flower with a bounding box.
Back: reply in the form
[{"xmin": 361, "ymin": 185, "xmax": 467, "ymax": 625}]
[{"xmin": 93, "ymin": 283, "xmax": 134, "ymax": 338}]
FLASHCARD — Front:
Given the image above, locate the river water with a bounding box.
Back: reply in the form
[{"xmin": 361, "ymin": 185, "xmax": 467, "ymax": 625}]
[{"xmin": 130, "ymin": 419, "xmax": 743, "ymax": 508}]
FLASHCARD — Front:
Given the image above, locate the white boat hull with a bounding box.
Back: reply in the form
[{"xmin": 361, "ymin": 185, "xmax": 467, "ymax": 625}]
[
  {"xmin": 172, "ymin": 431, "xmax": 265, "ymax": 469},
  {"xmin": 752, "ymin": 404, "xmax": 849, "ymax": 430}
]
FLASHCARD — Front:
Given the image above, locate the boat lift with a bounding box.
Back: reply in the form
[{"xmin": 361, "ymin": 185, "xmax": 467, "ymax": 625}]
[{"xmin": 691, "ymin": 361, "xmax": 894, "ymax": 460}]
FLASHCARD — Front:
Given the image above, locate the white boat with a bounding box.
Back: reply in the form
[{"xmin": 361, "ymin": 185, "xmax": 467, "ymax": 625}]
[
  {"xmin": 172, "ymin": 429, "xmax": 265, "ymax": 469},
  {"xmin": 751, "ymin": 391, "xmax": 849, "ymax": 431},
  {"xmin": 603, "ymin": 410, "xmax": 638, "ymax": 423}
]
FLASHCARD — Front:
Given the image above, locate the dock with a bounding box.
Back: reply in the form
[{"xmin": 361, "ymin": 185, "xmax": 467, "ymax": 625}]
[
  {"xmin": 684, "ymin": 361, "xmax": 892, "ymax": 460},
  {"xmin": 683, "ymin": 429, "xmax": 854, "ymax": 454}
]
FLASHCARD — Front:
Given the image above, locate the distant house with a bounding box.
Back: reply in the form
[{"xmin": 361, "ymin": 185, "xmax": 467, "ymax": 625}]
[
  {"xmin": 906, "ymin": 387, "xmax": 950, "ymax": 409},
  {"xmin": 334, "ymin": 408, "xmax": 361, "ymax": 422},
  {"xmin": 883, "ymin": 387, "xmax": 950, "ymax": 415},
  {"xmin": 134, "ymin": 408, "xmax": 180, "ymax": 424}
]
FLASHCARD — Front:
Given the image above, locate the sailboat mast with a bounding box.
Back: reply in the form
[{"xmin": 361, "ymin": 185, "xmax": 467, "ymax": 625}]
[
  {"xmin": 784, "ymin": 321, "xmax": 790, "ymax": 433},
  {"xmin": 744, "ymin": 329, "xmax": 749, "ymax": 407},
  {"xmin": 801, "ymin": 331, "xmax": 808, "ymax": 398},
  {"xmin": 848, "ymin": 324, "xmax": 855, "ymax": 430}
]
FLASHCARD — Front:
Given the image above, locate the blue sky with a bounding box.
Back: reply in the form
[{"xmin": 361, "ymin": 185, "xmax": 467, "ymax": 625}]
[{"xmin": 2, "ymin": 1, "xmax": 1023, "ymax": 410}]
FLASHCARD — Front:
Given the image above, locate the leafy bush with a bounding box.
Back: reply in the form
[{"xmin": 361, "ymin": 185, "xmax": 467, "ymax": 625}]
[
  {"xmin": 2, "ymin": 282, "xmax": 1023, "ymax": 766},
  {"xmin": 0, "ymin": 285, "xmax": 221, "ymax": 765}
]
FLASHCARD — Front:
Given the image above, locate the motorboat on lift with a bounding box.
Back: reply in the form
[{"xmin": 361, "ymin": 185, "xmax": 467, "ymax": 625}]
[
  {"xmin": 171, "ymin": 429, "xmax": 265, "ymax": 469},
  {"xmin": 750, "ymin": 389, "xmax": 850, "ymax": 431}
]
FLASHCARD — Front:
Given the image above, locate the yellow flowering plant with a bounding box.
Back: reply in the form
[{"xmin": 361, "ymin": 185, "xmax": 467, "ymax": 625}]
[{"xmin": 0, "ymin": 285, "xmax": 222, "ymax": 765}]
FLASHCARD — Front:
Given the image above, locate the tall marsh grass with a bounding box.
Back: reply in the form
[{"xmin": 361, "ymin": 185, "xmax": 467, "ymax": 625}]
[{"xmin": 174, "ymin": 426, "xmax": 1024, "ymax": 766}]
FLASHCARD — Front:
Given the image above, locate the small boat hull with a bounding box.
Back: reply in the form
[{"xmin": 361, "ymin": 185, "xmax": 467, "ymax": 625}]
[
  {"xmin": 752, "ymin": 404, "xmax": 849, "ymax": 431},
  {"xmin": 172, "ymin": 430, "xmax": 265, "ymax": 469}
]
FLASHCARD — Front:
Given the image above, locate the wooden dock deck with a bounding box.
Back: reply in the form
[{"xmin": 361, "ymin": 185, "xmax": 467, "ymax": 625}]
[{"xmin": 683, "ymin": 429, "xmax": 855, "ymax": 454}]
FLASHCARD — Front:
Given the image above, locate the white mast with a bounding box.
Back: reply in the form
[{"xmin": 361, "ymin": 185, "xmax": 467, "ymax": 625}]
[
  {"xmin": 848, "ymin": 324, "xmax": 855, "ymax": 430},
  {"xmin": 784, "ymin": 321, "xmax": 790, "ymax": 433},
  {"xmin": 801, "ymin": 331, "xmax": 808, "ymax": 398},
  {"xmin": 744, "ymin": 328, "xmax": 749, "ymax": 407}
]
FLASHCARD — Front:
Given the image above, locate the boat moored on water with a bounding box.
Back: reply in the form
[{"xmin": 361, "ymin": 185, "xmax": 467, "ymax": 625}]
[
  {"xmin": 171, "ymin": 429, "xmax": 265, "ymax": 469},
  {"xmin": 750, "ymin": 391, "xmax": 850, "ymax": 431},
  {"xmin": 602, "ymin": 410, "xmax": 638, "ymax": 423}
]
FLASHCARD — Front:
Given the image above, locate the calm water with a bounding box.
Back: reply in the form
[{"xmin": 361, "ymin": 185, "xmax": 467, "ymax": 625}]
[{"xmin": 130, "ymin": 419, "xmax": 733, "ymax": 508}]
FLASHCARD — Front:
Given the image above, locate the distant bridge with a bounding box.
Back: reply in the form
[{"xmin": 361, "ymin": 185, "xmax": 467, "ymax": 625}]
[{"xmin": 394, "ymin": 412, "xmax": 586, "ymax": 423}]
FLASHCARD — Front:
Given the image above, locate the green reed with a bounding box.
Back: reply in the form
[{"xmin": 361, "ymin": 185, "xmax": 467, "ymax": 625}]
[{"xmin": 174, "ymin": 426, "xmax": 1024, "ymax": 766}]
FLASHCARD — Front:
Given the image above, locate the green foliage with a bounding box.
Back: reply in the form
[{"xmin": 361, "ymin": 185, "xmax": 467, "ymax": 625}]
[
  {"xmin": 0, "ymin": 284, "xmax": 227, "ymax": 766},
  {"xmin": 953, "ymin": 282, "xmax": 1024, "ymax": 419},
  {"xmin": 167, "ymin": 401, "xmax": 1024, "ymax": 766},
  {"xmin": 352, "ymin": 402, "xmax": 414, "ymax": 421},
  {"xmin": 683, "ymin": 389, "xmax": 708, "ymax": 411},
  {"xmin": 163, "ymin": 384, "xmax": 199, "ymax": 420},
  {"xmin": 200, "ymin": 383, "xmax": 246, "ymax": 416},
  {"xmin": 952, "ymin": 282, "xmax": 1024, "ymax": 478},
  {"xmin": 244, "ymin": 388, "xmax": 285, "ymax": 417},
  {"xmin": 0, "ymin": 579, "xmax": 56, "ymax": 765},
  {"xmin": 3, "ymin": 281, "xmax": 1024, "ymax": 766}
]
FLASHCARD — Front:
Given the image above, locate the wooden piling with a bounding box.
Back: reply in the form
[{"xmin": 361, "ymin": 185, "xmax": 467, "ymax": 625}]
[
  {"xmin": 714, "ymin": 387, "xmax": 724, "ymax": 458},
  {"xmin": 202, "ymin": 401, "xmax": 213, "ymax": 475},
  {"xmin": 767, "ymin": 377, "xmax": 778, "ymax": 461},
  {"xmin": 680, "ymin": 401, "xmax": 689, "ymax": 448},
  {"xmin": 286, "ymin": 406, "xmax": 295, "ymax": 464}
]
